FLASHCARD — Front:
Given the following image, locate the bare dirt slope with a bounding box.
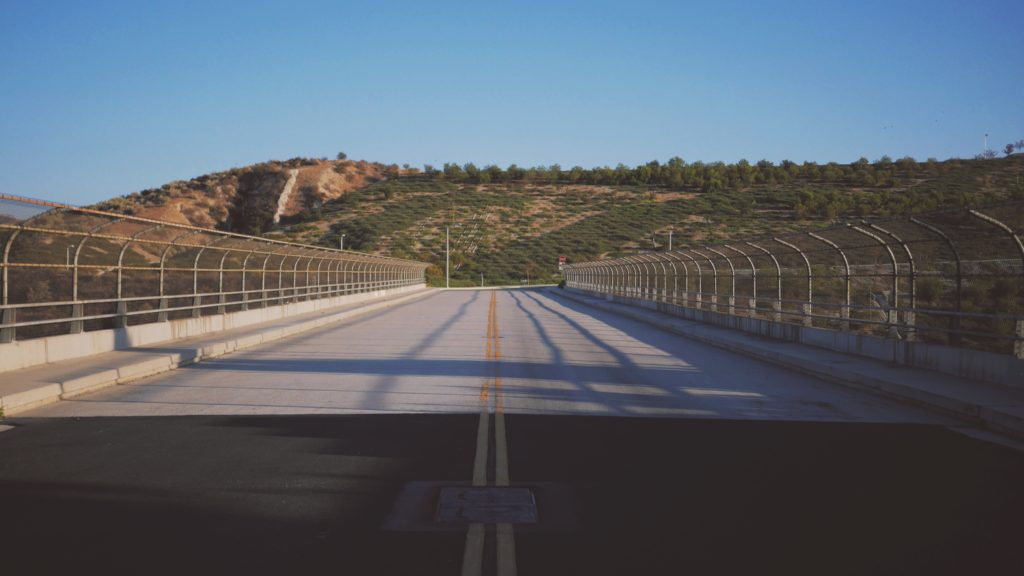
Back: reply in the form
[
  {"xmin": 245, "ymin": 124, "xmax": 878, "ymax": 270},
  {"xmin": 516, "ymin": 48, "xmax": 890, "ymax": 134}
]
[{"xmin": 94, "ymin": 158, "xmax": 397, "ymax": 234}]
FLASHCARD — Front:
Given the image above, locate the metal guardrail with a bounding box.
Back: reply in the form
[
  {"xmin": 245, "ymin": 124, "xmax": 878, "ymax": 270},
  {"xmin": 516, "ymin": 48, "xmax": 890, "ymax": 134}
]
[
  {"xmin": 563, "ymin": 203, "xmax": 1024, "ymax": 358},
  {"xmin": 0, "ymin": 194, "xmax": 430, "ymax": 342}
]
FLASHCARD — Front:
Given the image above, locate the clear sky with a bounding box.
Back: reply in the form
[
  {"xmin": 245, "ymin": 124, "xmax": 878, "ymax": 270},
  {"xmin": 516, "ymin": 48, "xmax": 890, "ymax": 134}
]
[{"xmin": 2, "ymin": 0, "xmax": 1022, "ymax": 205}]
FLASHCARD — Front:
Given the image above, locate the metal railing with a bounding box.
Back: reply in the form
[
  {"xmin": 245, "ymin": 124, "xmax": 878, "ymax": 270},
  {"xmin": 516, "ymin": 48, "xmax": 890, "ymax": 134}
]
[
  {"xmin": 0, "ymin": 194, "xmax": 430, "ymax": 342},
  {"xmin": 563, "ymin": 202, "xmax": 1024, "ymax": 358}
]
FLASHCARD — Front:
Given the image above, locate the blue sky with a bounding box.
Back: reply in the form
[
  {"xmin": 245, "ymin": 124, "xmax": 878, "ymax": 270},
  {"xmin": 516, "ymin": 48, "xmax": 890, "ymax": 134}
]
[{"xmin": 2, "ymin": 0, "xmax": 1022, "ymax": 204}]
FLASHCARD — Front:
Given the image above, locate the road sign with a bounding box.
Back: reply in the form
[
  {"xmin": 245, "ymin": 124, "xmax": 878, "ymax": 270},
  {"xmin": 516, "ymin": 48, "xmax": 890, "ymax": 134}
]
[{"xmin": 558, "ymin": 255, "xmax": 566, "ymax": 270}]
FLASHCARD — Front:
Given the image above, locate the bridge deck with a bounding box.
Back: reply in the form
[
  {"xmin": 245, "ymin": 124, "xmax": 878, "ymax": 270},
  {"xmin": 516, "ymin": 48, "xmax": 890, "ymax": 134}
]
[
  {"xmin": 21, "ymin": 288, "xmax": 948, "ymax": 422},
  {"xmin": 2, "ymin": 288, "xmax": 1022, "ymax": 575}
]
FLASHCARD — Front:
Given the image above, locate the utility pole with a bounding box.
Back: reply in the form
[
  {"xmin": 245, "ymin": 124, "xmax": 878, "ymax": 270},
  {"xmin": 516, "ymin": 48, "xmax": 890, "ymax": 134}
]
[{"xmin": 668, "ymin": 230, "xmax": 673, "ymax": 251}]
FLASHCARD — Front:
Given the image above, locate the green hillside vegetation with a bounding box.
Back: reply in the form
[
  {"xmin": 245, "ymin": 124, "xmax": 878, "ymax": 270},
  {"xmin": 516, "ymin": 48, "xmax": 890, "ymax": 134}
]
[{"xmin": 268, "ymin": 155, "xmax": 1024, "ymax": 287}]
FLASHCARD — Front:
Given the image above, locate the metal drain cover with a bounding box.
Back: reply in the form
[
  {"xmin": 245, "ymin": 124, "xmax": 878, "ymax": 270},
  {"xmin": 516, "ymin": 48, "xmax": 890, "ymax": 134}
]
[{"xmin": 436, "ymin": 487, "xmax": 538, "ymax": 524}]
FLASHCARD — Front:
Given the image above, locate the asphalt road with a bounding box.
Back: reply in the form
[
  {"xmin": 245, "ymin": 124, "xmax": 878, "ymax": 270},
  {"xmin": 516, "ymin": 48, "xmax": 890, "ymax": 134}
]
[{"xmin": 2, "ymin": 288, "xmax": 1022, "ymax": 574}]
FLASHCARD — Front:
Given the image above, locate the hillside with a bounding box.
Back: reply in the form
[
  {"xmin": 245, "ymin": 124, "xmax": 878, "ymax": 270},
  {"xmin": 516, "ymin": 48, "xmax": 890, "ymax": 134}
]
[
  {"xmin": 93, "ymin": 156, "xmax": 400, "ymax": 234},
  {"xmin": 95, "ymin": 155, "xmax": 1024, "ymax": 286}
]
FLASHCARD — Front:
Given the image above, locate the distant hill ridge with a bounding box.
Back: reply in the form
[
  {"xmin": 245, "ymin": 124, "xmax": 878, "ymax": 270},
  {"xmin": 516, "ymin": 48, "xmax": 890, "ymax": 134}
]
[{"xmin": 94, "ymin": 154, "xmax": 1023, "ymax": 285}]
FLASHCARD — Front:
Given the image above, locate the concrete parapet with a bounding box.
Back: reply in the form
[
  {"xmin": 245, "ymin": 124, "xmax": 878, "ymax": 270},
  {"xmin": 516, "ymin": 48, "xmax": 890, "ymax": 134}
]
[
  {"xmin": 0, "ymin": 286, "xmax": 433, "ymax": 415},
  {"xmin": 568, "ymin": 288, "xmax": 1023, "ymax": 389},
  {"xmin": 0, "ymin": 284, "xmax": 426, "ymax": 375}
]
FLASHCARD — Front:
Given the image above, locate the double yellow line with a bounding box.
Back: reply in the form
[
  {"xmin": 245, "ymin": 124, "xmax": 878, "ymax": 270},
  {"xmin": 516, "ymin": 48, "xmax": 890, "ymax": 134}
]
[{"xmin": 463, "ymin": 290, "xmax": 516, "ymax": 576}]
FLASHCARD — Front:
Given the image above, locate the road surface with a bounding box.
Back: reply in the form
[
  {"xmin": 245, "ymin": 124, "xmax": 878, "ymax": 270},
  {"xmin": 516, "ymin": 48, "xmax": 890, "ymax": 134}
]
[{"xmin": 1, "ymin": 288, "xmax": 1021, "ymax": 575}]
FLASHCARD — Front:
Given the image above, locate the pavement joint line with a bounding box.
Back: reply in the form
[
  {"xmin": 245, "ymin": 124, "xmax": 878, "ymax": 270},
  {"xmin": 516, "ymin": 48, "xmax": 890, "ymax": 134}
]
[
  {"xmin": 1, "ymin": 287, "xmax": 436, "ymax": 416},
  {"xmin": 550, "ymin": 288, "xmax": 1024, "ymax": 441}
]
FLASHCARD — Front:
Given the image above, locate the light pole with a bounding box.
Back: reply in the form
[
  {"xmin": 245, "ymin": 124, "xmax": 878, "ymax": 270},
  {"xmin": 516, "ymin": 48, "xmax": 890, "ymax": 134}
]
[
  {"xmin": 445, "ymin": 224, "xmax": 461, "ymax": 288},
  {"xmin": 66, "ymin": 244, "xmax": 75, "ymax": 267},
  {"xmin": 339, "ymin": 234, "xmax": 345, "ymax": 251},
  {"xmin": 668, "ymin": 229, "xmax": 673, "ymax": 251}
]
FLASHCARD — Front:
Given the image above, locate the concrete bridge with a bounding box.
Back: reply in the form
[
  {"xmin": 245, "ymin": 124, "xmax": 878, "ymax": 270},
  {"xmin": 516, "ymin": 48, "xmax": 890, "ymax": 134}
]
[{"xmin": 1, "ymin": 195, "xmax": 1023, "ymax": 575}]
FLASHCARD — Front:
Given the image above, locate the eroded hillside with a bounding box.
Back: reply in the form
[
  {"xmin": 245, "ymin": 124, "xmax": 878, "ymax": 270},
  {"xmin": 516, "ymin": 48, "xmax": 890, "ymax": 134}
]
[{"xmin": 94, "ymin": 157, "xmax": 397, "ymax": 234}]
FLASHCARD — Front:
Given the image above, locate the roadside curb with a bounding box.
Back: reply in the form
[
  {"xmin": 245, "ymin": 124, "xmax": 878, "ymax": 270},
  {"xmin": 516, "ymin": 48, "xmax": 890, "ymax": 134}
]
[
  {"xmin": 550, "ymin": 288, "xmax": 1024, "ymax": 440},
  {"xmin": 1, "ymin": 288, "xmax": 437, "ymax": 415}
]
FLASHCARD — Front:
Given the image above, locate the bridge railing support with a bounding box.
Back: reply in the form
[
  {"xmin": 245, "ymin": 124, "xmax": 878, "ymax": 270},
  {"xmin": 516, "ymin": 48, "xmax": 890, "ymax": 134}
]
[
  {"xmin": 562, "ymin": 202, "xmax": 1024, "ymax": 359},
  {"xmin": 0, "ymin": 193, "xmax": 429, "ymax": 344},
  {"xmin": 1, "ymin": 307, "xmax": 14, "ymax": 343}
]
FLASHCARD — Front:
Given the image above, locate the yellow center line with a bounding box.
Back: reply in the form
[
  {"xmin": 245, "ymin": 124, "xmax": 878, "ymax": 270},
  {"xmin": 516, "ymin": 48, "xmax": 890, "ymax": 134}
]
[
  {"xmin": 462, "ymin": 291, "xmax": 516, "ymax": 573},
  {"xmin": 480, "ymin": 291, "xmax": 494, "ymax": 402},
  {"xmin": 491, "ymin": 291, "xmax": 517, "ymax": 576},
  {"xmin": 464, "ymin": 290, "xmax": 516, "ymax": 576},
  {"xmin": 465, "ymin": 291, "xmax": 495, "ymax": 576},
  {"xmin": 494, "ymin": 302, "xmax": 509, "ymax": 486},
  {"xmin": 472, "ymin": 291, "xmax": 495, "ymax": 486}
]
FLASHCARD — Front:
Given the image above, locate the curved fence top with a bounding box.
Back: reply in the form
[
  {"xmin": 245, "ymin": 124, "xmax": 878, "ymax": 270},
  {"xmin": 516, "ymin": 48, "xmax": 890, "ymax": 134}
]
[
  {"xmin": 1, "ymin": 193, "xmax": 426, "ymax": 279},
  {"xmin": 564, "ymin": 201, "xmax": 1024, "ymax": 357},
  {"xmin": 0, "ymin": 193, "xmax": 429, "ymax": 341}
]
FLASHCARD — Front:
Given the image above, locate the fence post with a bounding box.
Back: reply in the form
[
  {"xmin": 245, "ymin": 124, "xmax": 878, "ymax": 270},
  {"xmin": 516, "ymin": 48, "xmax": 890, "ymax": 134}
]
[
  {"xmin": 773, "ymin": 237, "xmax": 812, "ymax": 327},
  {"xmin": 115, "ymin": 299, "xmax": 128, "ymax": 328},
  {"xmin": 850, "ymin": 225, "xmax": 900, "ymax": 339},
  {"xmin": 69, "ymin": 302, "xmax": 84, "ymax": 334},
  {"xmin": 866, "ymin": 222, "xmax": 916, "ymax": 342},
  {"xmin": 158, "ymin": 297, "xmax": 169, "ymax": 322},
  {"xmin": 192, "ymin": 295, "xmax": 202, "ymax": 318},
  {"xmin": 909, "ymin": 217, "xmax": 960, "ymax": 345},
  {"xmin": 241, "ymin": 251, "xmax": 254, "ymax": 311},
  {"xmin": 724, "ymin": 244, "xmax": 758, "ymax": 319},
  {"xmin": 705, "ymin": 247, "xmax": 736, "ymax": 315},
  {"xmin": 693, "ymin": 250, "xmax": 718, "ymax": 312},
  {"xmin": 679, "ymin": 252, "xmax": 702, "ymax": 310},
  {"xmin": 807, "ymin": 232, "xmax": 850, "ymax": 332},
  {"xmin": 1, "ymin": 307, "xmax": 14, "ymax": 343}
]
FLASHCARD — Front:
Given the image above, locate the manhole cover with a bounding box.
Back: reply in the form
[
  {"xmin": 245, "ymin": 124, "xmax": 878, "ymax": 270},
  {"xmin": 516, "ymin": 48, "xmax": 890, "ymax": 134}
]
[{"xmin": 436, "ymin": 486, "xmax": 538, "ymax": 524}]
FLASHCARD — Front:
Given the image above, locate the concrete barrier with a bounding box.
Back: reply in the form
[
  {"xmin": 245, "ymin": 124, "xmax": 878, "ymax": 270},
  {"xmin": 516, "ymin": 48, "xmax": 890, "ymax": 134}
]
[
  {"xmin": 567, "ymin": 287, "xmax": 1024, "ymax": 389},
  {"xmin": 0, "ymin": 286, "xmax": 434, "ymax": 415},
  {"xmin": 556, "ymin": 288, "xmax": 1024, "ymax": 440},
  {"xmin": 0, "ymin": 285, "xmax": 426, "ymax": 375}
]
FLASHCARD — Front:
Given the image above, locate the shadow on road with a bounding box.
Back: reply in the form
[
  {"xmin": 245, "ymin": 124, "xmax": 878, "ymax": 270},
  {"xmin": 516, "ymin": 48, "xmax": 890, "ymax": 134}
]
[{"xmin": 1, "ymin": 413, "xmax": 1022, "ymax": 575}]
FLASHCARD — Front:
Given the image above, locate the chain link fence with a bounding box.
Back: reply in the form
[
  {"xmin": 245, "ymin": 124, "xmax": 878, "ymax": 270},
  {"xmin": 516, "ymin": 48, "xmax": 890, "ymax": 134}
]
[
  {"xmin": 0, "ymin": 194, "xmax": 429, "ymax": 342},
  {"xmin": 564, "ymin": 202, "xmax": 1024, "ymax": 358}
]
